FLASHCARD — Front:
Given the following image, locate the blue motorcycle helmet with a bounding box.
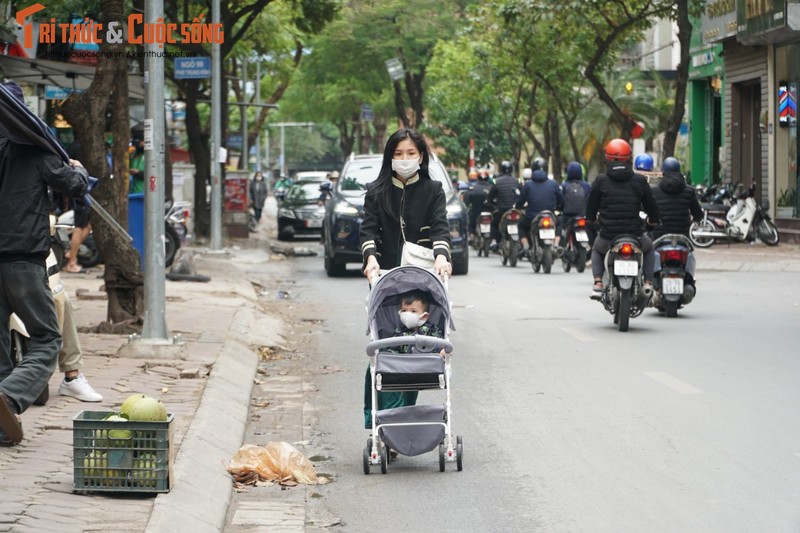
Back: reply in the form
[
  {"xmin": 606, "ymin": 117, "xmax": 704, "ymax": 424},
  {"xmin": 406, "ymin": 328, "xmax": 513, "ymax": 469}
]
[
  {"xmin": 634, "ymin": 153, "xmax": 654, "ymax": 171},
  {"xmin": 662, "ymin": 157, "xmax": 681, "ymax": 173}
]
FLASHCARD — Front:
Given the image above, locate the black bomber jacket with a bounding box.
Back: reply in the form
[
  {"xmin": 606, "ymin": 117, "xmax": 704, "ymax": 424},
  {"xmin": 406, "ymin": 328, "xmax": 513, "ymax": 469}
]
[{"xmin": 360, "ymin": 175, "xmax": 451, "ymax": 269}]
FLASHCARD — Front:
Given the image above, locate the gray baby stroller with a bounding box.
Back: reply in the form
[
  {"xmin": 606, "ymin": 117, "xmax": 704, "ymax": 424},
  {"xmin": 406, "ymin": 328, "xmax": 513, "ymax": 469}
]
[{"xmin": 363, "ymin": 265, "xmax": 462, "ymax": 474}]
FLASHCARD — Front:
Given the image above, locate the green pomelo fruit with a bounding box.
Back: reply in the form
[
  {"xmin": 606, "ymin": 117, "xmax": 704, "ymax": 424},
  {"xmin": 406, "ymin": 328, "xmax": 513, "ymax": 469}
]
[
  {"xmin": 127, "ymin": 396, "xmax": 168, "ymax": 422},
  {"xmin": 120, "ymin": 394, "xmax": 147, "ymax": 417}
]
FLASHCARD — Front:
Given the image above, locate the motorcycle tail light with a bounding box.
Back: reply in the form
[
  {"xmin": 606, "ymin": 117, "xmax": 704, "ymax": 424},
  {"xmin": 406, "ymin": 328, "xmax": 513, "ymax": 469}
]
[
  {"xmin": 620, "ymin": 243, "xmax": 633, "ymax": 259},
  {"xmin": 577, "ymin": 218, "xmax": 586, "ymax": 228},
  {"xmin": 660, "ymin": 249, "xmax": 688, "ymax": 264},
  {"xmin": 508, "ymin": 211, "xmax": 520, "ymax": 222},
  {"xmin": 480, "ymin": 215, "xmax": 492, "ymax": 224},
  {"xmin": 182, "ymin": 209, "xmax": 190, "ymax": 218},
  {"xmin": 540, "ymin": 217, "xmax": 552, "ymax": 228}
]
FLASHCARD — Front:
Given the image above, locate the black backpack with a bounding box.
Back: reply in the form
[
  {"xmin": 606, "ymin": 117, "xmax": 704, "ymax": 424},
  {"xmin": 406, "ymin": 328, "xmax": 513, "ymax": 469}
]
[{"xmin": 563, "ymin": 180, "xmax": 586, "ymax": 215}]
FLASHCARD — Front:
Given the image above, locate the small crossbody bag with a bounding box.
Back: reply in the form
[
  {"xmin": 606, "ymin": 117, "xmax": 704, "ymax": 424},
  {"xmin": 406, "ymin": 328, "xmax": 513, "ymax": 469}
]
[{"xmin": 399, "ymin": 216, "xmax": 435, "ymax": 269}]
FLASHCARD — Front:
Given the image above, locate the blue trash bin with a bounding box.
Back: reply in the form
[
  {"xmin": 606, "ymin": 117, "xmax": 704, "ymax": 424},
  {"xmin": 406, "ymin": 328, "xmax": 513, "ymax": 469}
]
[{"xmin": 128, "ymin": 193, "xmax": 144, "ymax": 268}]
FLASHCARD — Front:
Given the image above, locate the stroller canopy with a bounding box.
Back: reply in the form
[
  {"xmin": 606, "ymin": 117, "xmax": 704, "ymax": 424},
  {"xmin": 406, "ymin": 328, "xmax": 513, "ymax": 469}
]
[{"xmin": 366, "ymin": 266, "xmax": 454, "ymax": 337}]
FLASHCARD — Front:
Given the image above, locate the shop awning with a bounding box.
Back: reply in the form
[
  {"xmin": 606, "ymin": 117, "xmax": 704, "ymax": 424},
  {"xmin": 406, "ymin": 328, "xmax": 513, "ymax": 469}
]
[{"xmin": 0, "ymin": 55, "xmax": 145, "ymax": 100}]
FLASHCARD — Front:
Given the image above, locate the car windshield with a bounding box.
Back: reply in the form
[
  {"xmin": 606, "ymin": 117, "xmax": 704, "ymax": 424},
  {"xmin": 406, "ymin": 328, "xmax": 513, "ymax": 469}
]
[
  {"xmin": 286, "ymin": 181, "xmax": 322, "ymax": 202},
  {"xmin": 339, "ymin": 159, "xmax": 452, "ymax": 196}
]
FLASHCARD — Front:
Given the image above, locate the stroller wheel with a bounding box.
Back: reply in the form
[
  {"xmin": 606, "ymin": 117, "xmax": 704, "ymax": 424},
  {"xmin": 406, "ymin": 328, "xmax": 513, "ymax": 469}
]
[
  {"xmin": 456, "ymin": 435, "xmax": 464, "ymax": 472},
  {"xmin": 380, "ymin": 445, "xmax": 388, "ymax": 474},
  {"xmin": 362, "ymin": 446, "xmax": 370, "ymax": 475},
  {"xmin": 438, "ymin": 443, "xmax": 446, "ymax": 472}
]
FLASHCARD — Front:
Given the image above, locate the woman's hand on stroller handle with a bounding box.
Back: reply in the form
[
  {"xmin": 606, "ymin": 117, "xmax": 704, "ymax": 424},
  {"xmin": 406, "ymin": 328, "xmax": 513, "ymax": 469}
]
[
  {"xmin": 363, "ymin": 256, "xmax": 380, "ymax": 281},
  {"xmin": 434, "ymin": 255, "xmax": 451, "ymax": 281}
]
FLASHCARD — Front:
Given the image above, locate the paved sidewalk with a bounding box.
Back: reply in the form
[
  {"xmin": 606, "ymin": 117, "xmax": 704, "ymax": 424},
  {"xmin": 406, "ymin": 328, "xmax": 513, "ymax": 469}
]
[
  {"xmin": 694, "ymin": 241, "xmax": 800, "ymax": 272},
  {"xmin": 0, "ymin": 233, "xmax": 283, "ymax": 532}
]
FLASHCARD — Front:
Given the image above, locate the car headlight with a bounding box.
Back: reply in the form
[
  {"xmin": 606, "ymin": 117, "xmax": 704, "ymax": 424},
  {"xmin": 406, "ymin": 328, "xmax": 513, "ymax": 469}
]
[
  {"xmin": 446, "ymin": 202, "xmax": 464, "ymax": 215},
  {"xmin": 334, "ymin": 203, "xmax": 359, "ymax": 216},
  {"xmin": 278, "ymin": 207, "xmax": 295, "ymax": 218}
]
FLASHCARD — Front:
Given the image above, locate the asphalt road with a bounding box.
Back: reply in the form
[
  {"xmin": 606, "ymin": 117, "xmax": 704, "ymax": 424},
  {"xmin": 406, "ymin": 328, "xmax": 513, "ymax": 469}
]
[{"xmin": 250, "ymin": 233, "xmax": 800, "ymax": 532}]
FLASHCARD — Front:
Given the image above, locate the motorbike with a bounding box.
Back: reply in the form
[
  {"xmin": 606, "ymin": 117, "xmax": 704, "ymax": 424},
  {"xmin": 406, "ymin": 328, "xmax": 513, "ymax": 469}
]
[
  {"xmin": 689, "ymin": 183, "xmax": 780, "ymax": 248},
  {"xmin": 594, "ymin": 235, "xmax": 652, "ymax": 332},
  {"xmin": 51, "ymin": 210, "xmax": 101, "ymax": 268},
  {"xmin": 473, "ymin": 211, "xmax": 493, "ymax": 257},
  {"xmin": 498, "ymin": 208, "xmax": 522, "ymax": 267},
  {"xmin": 528, "ymin": 210, "xmax": 557, "ymax": 274},
  {"xmin": 651, "ymin": 234, "xmax": 695, "ymax": 317},
  {"xmin": 561, "ymin": 216, "xmax": 590, "ymax": 273},
  {"xmin": 164, "ymin": 200, "xmax": 190, "ymax": 266}
]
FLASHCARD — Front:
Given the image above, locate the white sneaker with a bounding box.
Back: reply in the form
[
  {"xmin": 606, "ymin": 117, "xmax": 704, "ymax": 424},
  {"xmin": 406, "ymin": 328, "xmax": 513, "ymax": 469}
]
[{"xmin": 58, "ymin": 374, "xmax": 103, "ymax": 402}]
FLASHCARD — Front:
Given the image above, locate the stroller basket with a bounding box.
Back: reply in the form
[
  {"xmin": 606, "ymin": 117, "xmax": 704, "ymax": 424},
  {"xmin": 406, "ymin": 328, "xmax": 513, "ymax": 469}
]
[
  {"xmin": 377, "ymin": 403, "xmax": 446, "ymax": 457},
  {"xmin": 375, "ymin": 353, "xmax": 446, "ymax": 391}
]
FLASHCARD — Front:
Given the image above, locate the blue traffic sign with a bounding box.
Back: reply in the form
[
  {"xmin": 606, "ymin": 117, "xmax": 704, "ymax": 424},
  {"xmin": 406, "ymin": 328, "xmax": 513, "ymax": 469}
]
[{"xmin": 174, "ymin": 57, "xmax": 211, "ymax": 79}]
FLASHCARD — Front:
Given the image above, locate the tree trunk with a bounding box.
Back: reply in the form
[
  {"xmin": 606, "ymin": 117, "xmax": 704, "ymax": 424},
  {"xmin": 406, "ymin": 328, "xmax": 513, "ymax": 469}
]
[
  {"xmin": 60, "ymin": 0, "xmax": 143, "ymax": 328},
  {"xmin": 662, "ymin": 0, "xmax": 691, "ymax": 157},
  {"xmin": 393, "ymin": 80, "xmax": 410, "ymax": 128},
  {"xmin": 183, "ymin": 80, "xmax": 211, "ymax": 238},
  {"xmin": 550, "ymin": 112, "xmax": 563, "ymax": 181}
]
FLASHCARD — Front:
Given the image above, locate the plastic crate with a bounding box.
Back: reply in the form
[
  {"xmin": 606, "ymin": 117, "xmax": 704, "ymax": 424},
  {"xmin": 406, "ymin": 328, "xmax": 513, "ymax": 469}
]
[{"xmin": 72, "ymin": 410, "xmax": 174, "ymax": 493}]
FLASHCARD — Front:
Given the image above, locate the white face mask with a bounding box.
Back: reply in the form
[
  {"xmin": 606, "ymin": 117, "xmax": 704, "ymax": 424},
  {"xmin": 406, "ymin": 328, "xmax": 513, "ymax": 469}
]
[
  {"xmin": 392, "ymin": 159, "xmax": 421, "ymax": 179},
  {"xmin": 398, "ymin": 310, "xmax": 426, "ymax": 329}
]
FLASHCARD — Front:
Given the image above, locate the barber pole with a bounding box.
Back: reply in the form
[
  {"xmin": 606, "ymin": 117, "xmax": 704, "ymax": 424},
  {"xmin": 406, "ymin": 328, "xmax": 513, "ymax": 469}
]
[{"xmin": 469, "ymin": 139, "xmax": 475, "ymax": 172}]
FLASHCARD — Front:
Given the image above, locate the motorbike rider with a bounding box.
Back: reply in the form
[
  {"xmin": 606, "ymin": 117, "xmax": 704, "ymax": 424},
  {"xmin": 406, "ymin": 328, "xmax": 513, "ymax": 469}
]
[
  {"xmin": 586, "ymin": 138, "xmax": 660, "ymax": 300},
  {"xmin": 486, "ymin": 160, "xmax": 520, "ymax": 253},
  {"xmin": 515, "ymin": 161, "xmax": 563, "ymax": 259},
  {"xmin": 463, "ymin": 170, "xmax": 492, "ymax": 237},
  {"xmin": 634, "ymin": 153, "xmax": 654, "ymax": 172},
  {"xmin": 650, "ymin": 157, "xmax": 704, "ymax": 285},
  {"xmin": 560, "ymin": 160, "xmax": 591, "ymax": 238}
]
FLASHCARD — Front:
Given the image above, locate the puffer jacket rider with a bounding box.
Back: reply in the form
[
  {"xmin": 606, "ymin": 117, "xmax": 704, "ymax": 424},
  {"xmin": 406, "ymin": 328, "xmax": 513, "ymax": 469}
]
[
  {"xmin": 650, "ymin": 171, "xmax": 704, "ymax": 239},
  {"xmin": 586, "ymin": 161, "xmax": 659, "ymax": 240}
]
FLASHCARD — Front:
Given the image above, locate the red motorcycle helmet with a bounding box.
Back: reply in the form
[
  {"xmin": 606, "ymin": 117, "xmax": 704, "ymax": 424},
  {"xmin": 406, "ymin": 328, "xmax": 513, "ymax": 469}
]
[{"xmin": 605, "ymin": 138, "xmax": 632, "ymax": 162}]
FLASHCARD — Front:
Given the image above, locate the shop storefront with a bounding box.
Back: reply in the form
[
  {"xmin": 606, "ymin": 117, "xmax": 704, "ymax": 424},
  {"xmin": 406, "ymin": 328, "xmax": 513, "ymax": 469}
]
[{"xmin": 697, "ymin": 0, "xmax": 800, "ymax": 222}]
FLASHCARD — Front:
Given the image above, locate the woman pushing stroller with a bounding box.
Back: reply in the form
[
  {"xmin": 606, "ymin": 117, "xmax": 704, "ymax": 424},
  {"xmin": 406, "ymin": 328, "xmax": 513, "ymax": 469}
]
[
  {"xmin": 360, "ymin": 129, "xmax": 453, "ymax": 428},
  {"xmin": 360, "ymin": 128, "xmax": 453, "ymax": 281}
]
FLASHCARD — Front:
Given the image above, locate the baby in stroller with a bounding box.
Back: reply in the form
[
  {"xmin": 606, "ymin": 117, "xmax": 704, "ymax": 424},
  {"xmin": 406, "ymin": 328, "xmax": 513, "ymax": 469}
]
[
  {"xmin": 362, "ymin": 265, "xmax": 463, "ymax": 474},
  {"xmin": 363, "ymin": 289, "xmax": 444, "ymax": 429}
]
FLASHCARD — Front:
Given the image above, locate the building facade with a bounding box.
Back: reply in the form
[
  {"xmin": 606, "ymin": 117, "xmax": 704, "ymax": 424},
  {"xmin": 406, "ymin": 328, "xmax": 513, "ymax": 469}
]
[{"xmin": 693, "ymin": 0, "xmax": 800, "ymax": 221}]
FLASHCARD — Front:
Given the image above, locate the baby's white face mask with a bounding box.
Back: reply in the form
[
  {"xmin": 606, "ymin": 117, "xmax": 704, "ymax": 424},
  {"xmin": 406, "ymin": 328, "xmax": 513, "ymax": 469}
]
[{"xmin": 398, "ymin": 310, "xmax": 426, "ymax": 329}]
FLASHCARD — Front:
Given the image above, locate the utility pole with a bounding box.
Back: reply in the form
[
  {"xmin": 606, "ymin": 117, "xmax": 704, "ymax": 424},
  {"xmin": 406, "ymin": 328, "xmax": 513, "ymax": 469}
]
[
  {"xmin": 210, "ymin": 0, "xmax": 222, "ymax": 250},
  {"xmin": 255, "ymin": 61, "xmax": 261, "ymax": 172},
  {"xmin": 241, "ymin": 56, "xmax": 248, "ymax": 172},
  {"xmin": 141, "ymin": 0, "xmax": 167, "ymax": 339}
]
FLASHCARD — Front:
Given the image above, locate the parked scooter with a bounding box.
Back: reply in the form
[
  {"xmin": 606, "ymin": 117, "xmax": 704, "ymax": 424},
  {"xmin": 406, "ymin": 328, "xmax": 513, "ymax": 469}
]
[
  {"xmin": 498, "ymin": 208, "xmax": 522, "ymax": 267},
  {"xmin": 473, "ymin": 211, "xmax": 493, "ymax": 257},
  {"xmin": 164, "ymin": 200, "xmax": 190, "ymax": 266},
  {"xmin": 51, "ymin": 210, "xmax": 101, "ymax": 268},
  {"xmin": 651, "ymin": 234, "xmax": 695, "ymax": 317},
  {"xmin": 561, "ymin": 216, "xmax": 590, "ymax": 273},
  {"xmin": 689, "ymin": 183, "xmax": 780, "ymax": 247},
  {"xmin": 593, "ymin": 236, "xmax": 652, "ymax": 332},
  {"xmin": 528, "ymin": 210, "xmax": 556, "ymax": 274}
]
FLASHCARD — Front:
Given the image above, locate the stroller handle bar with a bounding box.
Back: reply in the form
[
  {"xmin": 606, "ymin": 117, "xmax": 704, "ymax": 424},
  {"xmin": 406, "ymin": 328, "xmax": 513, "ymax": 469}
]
[{"xmin": 366, "ymin": 334, "xmax": 453, "ymax": 357}]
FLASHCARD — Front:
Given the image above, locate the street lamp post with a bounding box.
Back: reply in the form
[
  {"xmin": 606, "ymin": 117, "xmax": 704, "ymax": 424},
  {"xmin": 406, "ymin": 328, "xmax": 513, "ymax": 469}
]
[{"xmin": 270, "ymin": 122, "xmax": 314, "ymax": 178}]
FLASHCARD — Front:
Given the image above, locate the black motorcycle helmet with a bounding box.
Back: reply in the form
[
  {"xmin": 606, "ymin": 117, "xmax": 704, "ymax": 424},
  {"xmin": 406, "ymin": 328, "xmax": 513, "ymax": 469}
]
[
  {"xmin": 499, "ymin": 160, "xmax": 513, "ymax": 174},
  {"xmin": 531, "ymin": 157, "xmax": 546, "ymax": 172},
  {"xmin": 662, "ymin": 157, "xmax": 681, "ymax": 173}
]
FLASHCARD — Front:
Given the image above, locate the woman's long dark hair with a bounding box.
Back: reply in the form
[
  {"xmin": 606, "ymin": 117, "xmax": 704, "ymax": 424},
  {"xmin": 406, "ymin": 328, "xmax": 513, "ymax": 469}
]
[{"xmin": 370, "ymin": 128, "xmax": 431, "ymax": 219}]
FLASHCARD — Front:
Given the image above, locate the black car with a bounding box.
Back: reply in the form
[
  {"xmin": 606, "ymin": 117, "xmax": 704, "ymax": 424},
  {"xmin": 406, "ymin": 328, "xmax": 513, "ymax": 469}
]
[
  {"xmin": 322, "ymin": 154, "xmax": 469, "ymax": 276},
  {"xmin": 277, "ymin": 180, "xmax": 327, "ymax": 240}
]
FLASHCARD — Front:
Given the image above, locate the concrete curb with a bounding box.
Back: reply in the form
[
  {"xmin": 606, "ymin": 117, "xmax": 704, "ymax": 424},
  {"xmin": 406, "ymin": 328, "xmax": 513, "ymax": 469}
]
[{"xmin": 145, "ymin": 335, "xmax": 258, "ymax": 532}]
